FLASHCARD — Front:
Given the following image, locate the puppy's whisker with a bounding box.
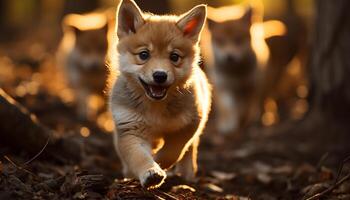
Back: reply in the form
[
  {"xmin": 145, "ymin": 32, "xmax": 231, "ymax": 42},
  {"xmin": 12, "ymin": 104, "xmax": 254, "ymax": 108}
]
[{"xmin": 176, "ymin": 87, "xmax": 184, "ymax": 95}]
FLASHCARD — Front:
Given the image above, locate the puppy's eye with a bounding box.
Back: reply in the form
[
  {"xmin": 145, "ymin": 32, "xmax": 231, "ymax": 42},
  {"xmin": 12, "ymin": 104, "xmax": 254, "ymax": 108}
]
[
  {"xmin": 170, "ymin": 52, "xmax": 181, "ymax": 64},
  {"xmin": 138, "ymin": 51, "xmax": 150, "ymax": 61}
]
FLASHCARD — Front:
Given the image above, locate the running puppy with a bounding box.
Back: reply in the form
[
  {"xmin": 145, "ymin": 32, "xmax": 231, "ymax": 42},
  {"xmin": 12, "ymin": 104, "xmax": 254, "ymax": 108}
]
[{"xmin": 109, "ymin": 0, "xmax": 211, "ymax": 189}]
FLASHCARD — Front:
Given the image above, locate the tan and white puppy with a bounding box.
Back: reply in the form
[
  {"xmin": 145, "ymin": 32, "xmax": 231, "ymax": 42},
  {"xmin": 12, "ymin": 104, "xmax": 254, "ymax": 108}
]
[
  {"xmin": 108, "ymin": 0, "xmax": 211, "ymax": 189},
  {"xmin": 57, "ymin": 12, "xmax": 109, "ymax": 120},
  {"xmin": 204, "ymin": 6, "xmax": 261, "ymax": 135}
]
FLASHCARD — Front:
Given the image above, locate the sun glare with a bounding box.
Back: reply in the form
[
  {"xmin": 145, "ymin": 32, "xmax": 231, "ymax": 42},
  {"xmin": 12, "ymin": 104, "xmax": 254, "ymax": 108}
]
[
  {"xmin": 207, "ymin": 5, "xmax": 246, "ymax": 22},
  {"xmin": 63, "ymin": 13, "xmax": 107, "ymax": 30}
]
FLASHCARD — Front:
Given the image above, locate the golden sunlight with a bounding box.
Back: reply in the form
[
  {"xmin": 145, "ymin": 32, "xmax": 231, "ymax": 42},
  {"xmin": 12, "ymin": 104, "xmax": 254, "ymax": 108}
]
[
  {"xmin": 80, "ymin": 126, "xmax": 91, "ymax": 137},
  {"xmin": 262, "ymin": 98, "xmax": 279, "ymax": 126},
  {"xmin": 97, "ymin": 112, "xmax": 115, "ymax": 132},
  {"xmin": 62, "ymin": 13, "xmax": 107, "ymax": 31},
  {"xmin": 207, "ymin": 5, "xmax": 246, "ymax": 22},
  {"xmin": 263, "ymin": 20, "xmax": 287, "ymax": 38}
]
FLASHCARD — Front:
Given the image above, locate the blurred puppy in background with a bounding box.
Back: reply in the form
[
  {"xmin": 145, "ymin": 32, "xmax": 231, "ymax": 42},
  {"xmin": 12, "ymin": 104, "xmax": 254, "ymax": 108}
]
[
  {"xmin": 204, "ymin": 5, "xmax": 261, "ymax": 135},
  {"xmin": 57, "ymin": 12, "xmax": 110, "ymax": 120},
  {"xmin": 109, "ymin": 0, "xmax": 210, "ymax": 189}
]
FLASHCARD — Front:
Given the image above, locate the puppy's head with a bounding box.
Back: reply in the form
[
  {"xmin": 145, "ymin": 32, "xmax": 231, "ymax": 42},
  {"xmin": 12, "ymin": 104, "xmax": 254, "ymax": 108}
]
[
  {"xmin": 70, "ymin": 25, "xmax": 108, "ymax": 71},
  {"xmin": 116, "ymin": 0, "xmax": 206, "ymax": 101},
  {"xmin": 207, "ymin": 7, "xmax": 253, "ymax": 66}
]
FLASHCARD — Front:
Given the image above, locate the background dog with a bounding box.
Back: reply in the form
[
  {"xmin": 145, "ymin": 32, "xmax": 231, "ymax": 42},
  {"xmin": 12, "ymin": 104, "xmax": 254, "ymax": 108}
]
[{"xmin": 57, "ymin": 12, "xmax": 109, "ymax": 120}]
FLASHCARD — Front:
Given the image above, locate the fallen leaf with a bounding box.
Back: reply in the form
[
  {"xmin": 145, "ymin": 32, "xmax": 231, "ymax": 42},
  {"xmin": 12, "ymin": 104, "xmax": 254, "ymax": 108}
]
[
  {"xmin": 335, "ymin": 194, "xmax": 350, "ymax": 199},
  {"xmin": 254, "ymin": 162, "xmax": 272, "ymax": 173},
  {"xmin": 202, "ymin": 183, "xmax": 224, "ymax": 193},
  {"xmin": 318, "ymin": 166, "xmax": 334, "ymax": 181},
  {"xmin": 294, "ymin": 163, "xmax": 316, "ymax": 179},
  {"xmin": 230, "ymin": 147, "xmax": 253, "ymax": 159},
  {"xmin": 211, "ymin": 170, "xmax": 236, "ymax": 181},
  {"xmin": 171, "ymin": 184, "xmax": 196, "ymax": 193},
  {"xmin": 7, "ymin": 175, "xmax": 32, "ymax": 193},
  {"xmin": 302, "ymin": 182, "xmax": 329, "ymax": 196},
  {"xmin": 224, "ymin": 194, "xmax": 251, "ymax": 200},
  {"xmin": 271, "ymin": 165, "xmax": 293, "ymax": 174},
  {"xmin": 334, "ymin": 181, "xmax": 350, "ymax": 194},
  {"xmin": 257, "ymin": 173, "xmax": 272, "ymax": 184},
  {"xmin": 73, "ymin": 191, "xmax": 86, "ymax": 199}
]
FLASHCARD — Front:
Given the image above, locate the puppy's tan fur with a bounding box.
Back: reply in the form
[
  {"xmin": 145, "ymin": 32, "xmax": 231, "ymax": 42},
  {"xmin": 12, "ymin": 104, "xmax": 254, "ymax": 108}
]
[{"xmin": 108, "ymin": 0, "xmax": 210, "ymax": 189}]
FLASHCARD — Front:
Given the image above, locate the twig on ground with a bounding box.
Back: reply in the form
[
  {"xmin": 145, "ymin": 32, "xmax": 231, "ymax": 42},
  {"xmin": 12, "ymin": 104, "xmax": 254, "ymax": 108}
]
[
  {"xmin": 334, "ymin": 155, "xmax": 350, "ymax": 184},
  {"xmin": 304, "ymin": 173, "xmax": 350, "ymax": 200},
  {"xmin": 153, "ymin": 189, "xmax": 177, "ymax": 200},
  {"xmin": 4, "ymin": 155, "xmax": 40, "ymax": 180},
  {"xmin": 23, "ymin": 133, "xmax": 51, "ymax": 165},
  {"xmin": 304, "ymin": 155, "xmax": 350, "ymax": 200}
]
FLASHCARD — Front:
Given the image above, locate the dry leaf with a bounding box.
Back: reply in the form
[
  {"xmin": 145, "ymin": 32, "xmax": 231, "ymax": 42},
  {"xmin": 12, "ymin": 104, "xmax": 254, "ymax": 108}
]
[
  {"xmin": 211, "ymin": 170, "xmax": 236, "ymax": 181},
  {"xmin": 254, "ymin": 162, "xmax": 272, "ymax": 173},
  {"xmin": 302, "ymin": 182, "xmax": 329, "ymax": 196},
  {"xmin": 294, "ymin": 163, "xmax": 316, "ymax": 179},
  {"xmin": 171, "ymin": 184, "xmax": 196, "ymax": 193},
  {"xmin": 257, "ymin": 173, "xmax": 272, "ymax": 184},
  {"xmin": 202, "ymin": 183, "xmax": 224, "ymax": 193},
  {"xmin": 224, "ymin": 194, "xmax": 251, "ymax": 200},
  {"xmin": 334, "ymin": 181, "xmax": 350, "ymax": 194},
  {"xmin": 318, "ymin": 166, "xmax": 334, "ymax": 181},
  {"xmin": 271, "ymin": 165, "xmax": 293, "ymax": 174}
]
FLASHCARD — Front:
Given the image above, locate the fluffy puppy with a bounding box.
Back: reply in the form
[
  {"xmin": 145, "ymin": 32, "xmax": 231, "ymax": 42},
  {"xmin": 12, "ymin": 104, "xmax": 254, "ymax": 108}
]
[{"xmin": 109, "ymin": 0, "xmax": 211, "ymax": 189}]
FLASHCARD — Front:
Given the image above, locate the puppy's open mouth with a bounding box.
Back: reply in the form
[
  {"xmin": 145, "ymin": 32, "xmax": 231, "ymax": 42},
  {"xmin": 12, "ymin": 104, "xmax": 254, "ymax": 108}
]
[{"xmin": 139, "ymin": 77, "xmax": 168, "ymax": 100}]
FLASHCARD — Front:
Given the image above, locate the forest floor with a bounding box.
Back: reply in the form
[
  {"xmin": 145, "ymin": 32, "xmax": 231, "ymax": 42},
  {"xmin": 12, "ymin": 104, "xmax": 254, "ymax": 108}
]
[{"xmin": 1, "ymin": 39, "xmax": 350, "ymax": 200}]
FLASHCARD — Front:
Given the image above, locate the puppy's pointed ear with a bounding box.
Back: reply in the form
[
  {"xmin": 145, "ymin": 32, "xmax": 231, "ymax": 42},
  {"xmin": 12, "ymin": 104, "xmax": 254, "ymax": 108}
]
[
  {"xmin": 241, "ymin": 6, "xmax": 253, "ymax": 25},
  {"xmin": 117, "ymin": 0, "xmax": 145, "ymax": 39},
  {"xmin": 207, "ymin": 18, "xmax": 218, "ymax": 31},
  {"xmin": 177, "ymin": 5, "xmax": 207, "ymax": 42},
  {"xmin": 69, "ymin": 25, "xmax": 83, "ymax": 36}
]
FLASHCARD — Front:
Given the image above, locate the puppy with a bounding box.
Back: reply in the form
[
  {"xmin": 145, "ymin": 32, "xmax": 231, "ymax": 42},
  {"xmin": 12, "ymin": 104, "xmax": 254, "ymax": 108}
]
[
  {"xmin": 57, "ymin": 12, "xmax": 109, "ymax": 120},
  {"xmin": 205, "ymin": 6, "xmax": 260, "ymax": 134},
  {"xmin": 108, "ymin": 0, "xmax": 211, "ymax": 189}
]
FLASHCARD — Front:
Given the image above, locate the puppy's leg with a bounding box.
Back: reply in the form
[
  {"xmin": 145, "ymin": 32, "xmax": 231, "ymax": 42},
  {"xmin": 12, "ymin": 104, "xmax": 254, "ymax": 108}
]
[
  {"xmin": 76, "ymin": 89, "xmax": 89, "ymax": 120},
  {"xmin": 117, "ymin": 134, "xmax": 166, "ymax": 189},
  {"xmin": 155, "ymin": 123, "xmax": 197, "ymax": 171},
  {"xmin": 113, "ymin": 132, "xmax": 132, "ymax": 177},
  {"xmin": 175, "ymin": 136, "xmax": 199, "ymax": 180},
  {"xmin": 216, "ymin": 89, "xmax": 238, "ymax": 134},
  {"xmin": 239, "ymin": 93, "xmax": 258, "ymax": 130}
]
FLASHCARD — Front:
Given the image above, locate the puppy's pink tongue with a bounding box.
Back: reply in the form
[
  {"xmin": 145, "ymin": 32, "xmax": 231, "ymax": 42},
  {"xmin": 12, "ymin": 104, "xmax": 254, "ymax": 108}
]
[{"xmin": 149, "ymin": 86, "xmax": 166, "ymax": 97}]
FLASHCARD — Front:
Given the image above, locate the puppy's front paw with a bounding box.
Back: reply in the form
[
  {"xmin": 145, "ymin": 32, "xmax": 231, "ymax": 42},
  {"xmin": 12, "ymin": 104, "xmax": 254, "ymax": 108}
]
[{"xmin": 140, "ymin": 165, "xmax": 166, "ymax": 189}]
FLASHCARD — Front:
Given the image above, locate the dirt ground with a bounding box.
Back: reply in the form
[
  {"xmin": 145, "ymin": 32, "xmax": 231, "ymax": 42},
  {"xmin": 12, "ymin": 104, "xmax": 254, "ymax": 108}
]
[{"xmin": 1, "ymin": 39, "xmax": 350, "ymax": 200}]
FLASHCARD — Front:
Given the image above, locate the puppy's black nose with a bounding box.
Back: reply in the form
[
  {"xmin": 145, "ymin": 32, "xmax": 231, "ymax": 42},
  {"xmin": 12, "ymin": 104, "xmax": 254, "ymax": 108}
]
[
  {"xmin": 153, "ymin": 71, "xmax": 167, "ymax": 84},
  {"xmin": 226, "ymin": 55, "xmax": 236, "ymax": 63},
  {"xmin": 90, "ymin": 63, "xmax": 100, "ymax": 69}
]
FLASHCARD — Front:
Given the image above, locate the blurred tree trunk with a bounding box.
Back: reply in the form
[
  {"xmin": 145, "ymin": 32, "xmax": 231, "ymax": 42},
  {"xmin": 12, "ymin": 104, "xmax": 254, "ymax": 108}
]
[
  {"xmin": 0, "ymin": 0, "xmax": 4, "ymax": 28},
  {"xmin": 308, "ymin": 0, "xmax": 350, "ymax": 123},
  {"xmin": 0, "ymin": 0, "xmax": 5, "ymax": 41}
]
